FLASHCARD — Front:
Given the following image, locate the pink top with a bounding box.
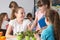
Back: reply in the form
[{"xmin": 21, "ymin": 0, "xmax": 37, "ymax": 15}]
[{"xmin": 35, "ymin": 10, "xmax": 45, "ymax": 28}]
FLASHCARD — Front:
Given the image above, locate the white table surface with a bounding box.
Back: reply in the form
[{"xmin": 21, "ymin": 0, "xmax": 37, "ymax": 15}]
[
  {"xmin": 6, "ymin": 38, "xmax": 17, "ymax": 40},
  {"xmin": 6, "ymin": 37, "xmax": 32, "ymax": 40}
]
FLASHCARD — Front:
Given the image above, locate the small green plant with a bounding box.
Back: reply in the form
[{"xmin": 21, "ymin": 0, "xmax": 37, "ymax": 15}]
[
  {"xmin": 17, "ymin": 35, "xmax": 23, "ymax": 40},
  {"xmin": 25, "ymin": 35, "xmax": 30, "ymax": 40},
  {"xmin": 16, "ymin": 30, "xmax": 38, "ymax": 40},
  {"xmin": 17, "ymin": 32, "xmax": 24, "ymax": 40}
]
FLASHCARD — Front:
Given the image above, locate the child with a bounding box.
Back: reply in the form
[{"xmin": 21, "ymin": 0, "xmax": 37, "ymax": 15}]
[
  {"xmin": 27, "ymin": 13, "xmax": 36, "ymax": 31},
  {"xmin": 31, "ymin": 0, "xmax": 50, "ymax": 32},
  {"xmin": 9, "ymin": 1, "xmax": 18, "ymax": 11},
  {"xmin": 27, "ymin": 13, "xmax": 33, "ymax": 24},
  {"xmin": 41, "ymin": 10, "xmax": 60, "ymax": 40},
  {"xmin": 0, "ymin": 13, "xmax": 9, "ymax": 29},
  {"xmin": 6, "ymin": 7, "xmax": 31, "ymax": 38},
  {"xmin": 9, "ymin": 1, "xmax": 18, "ymax": 20}
]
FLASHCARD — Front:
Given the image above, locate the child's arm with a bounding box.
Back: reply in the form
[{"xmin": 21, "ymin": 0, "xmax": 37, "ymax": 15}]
[
  {"xmin": 30, "ymin": 16, "xmax": 38, "ymax": 30},
  {"xmin": 27, "ymin": 17, "xmax": 38, "ymax": 31},
  {"xmin": 5, "ymin": 25, "xmax": 16, "ymax": 38},
  {"xmin": 27, "ymin": 24, "xmax": 31, "ymax": 31}
]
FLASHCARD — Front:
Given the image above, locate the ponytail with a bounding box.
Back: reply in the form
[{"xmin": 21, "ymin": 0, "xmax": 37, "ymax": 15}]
[
  {"xmin": 54, "ymin": 11, "xmax": 60, "ymax": 40},
  {"xmin": 45, "ymin": 10, "xmax": 60, "ymax": 40},
  {"xmin": 10, "ymin": 7, "xmax": 23, "ymax": 20},
  {"xmin": 10, "ymin": 10, "xmax": 16, "ymax": 20}
]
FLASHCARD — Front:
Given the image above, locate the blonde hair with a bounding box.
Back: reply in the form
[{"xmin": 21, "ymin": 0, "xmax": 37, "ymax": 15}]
[{"xmin": 10, "ymin": 7, "xmax": 23, "ymax": 20}]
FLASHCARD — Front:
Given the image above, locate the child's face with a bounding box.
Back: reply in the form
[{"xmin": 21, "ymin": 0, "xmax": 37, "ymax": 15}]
[
  {"xmin": 11, "ymin": 3, "xmax": 15, "ymax": 10},
  {"xmin": 3, "ymin": 15, "xmax": 8, "ymax": 21},
  {"xmin": 28, "ymin": 17, "xmax": 32, "ymax": 21},
  {"xmin": 39, "ymin": 5, "xmax": 47, "ymax": 12},
  {"xmin": 16, "ymin": 8, "xmax": 25, "ymax": 20}
]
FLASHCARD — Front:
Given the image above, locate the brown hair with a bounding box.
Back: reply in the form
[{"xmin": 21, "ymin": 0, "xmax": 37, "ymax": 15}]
[
  {"xmin": 14, "ymin": 7, "xmax": 23, "ymax": 13},
  {"xmin": 27, "ymin": 13, "xmax": 32, "ymax": 18},
  {"xmin": 10, "ymin": 10, "xmax": 16, "ymax": 20},
  {"xmin": 10, "ymin": 7, "xmax": 23, "ymax": 20},
  {"xmin": 37, "ymin": 0, "xmax": 50, "ymax": 8},
  {"xmin": 0, "ymin": 13, "xmax": 7, "ymax": 28},
  {"xmin": 10, "ymin": 1, "xmax": 18, "ymax": 20},
  {"xmin": 45, "ymin": 10, "xmax": 60, "ymax": 40},
  {"xmin": 9, "ymin": 1, "xmax": 18, "ymax": 8}
]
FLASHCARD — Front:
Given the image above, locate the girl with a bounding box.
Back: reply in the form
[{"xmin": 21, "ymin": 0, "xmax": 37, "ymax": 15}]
[
  {"xmin": 27, "ymin": 13, "xmax": 33, "ymax": 24},
  {"xmin": 41, "ymin": 10, "xmax": 60, "ymax": 40},
  {"xmin": 6, "ymin": 7, "xmax": 31, "ymax": 38},
  {"xmin": 27, "ymin": 13, "xmax": 36, "ymax": 31},
  {"xmin": 31, "ymin": 0, "xmax": 50, "ymax": 32},
  {"xmin": 9, "ymin": 1, "xmax": 18, "ymax": 11},
  {"xmin": 9, "ymin": 1, "xmax": 18, "ymax": 20},
  {"xmin": 0, "ymin": 13, "xmax": 9, "ymax": 29}
]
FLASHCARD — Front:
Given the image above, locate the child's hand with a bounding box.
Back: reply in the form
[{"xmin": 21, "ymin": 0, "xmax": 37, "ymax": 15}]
[
  {"xmin": 34, "ymin": 33, "xmax": 40, "ymax": 40},
  {"xmin": 36, "ymin": 30, "xmax": 42, "ymax": 34}
]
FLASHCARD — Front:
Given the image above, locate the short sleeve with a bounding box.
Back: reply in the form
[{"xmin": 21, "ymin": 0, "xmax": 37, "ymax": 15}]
[
  {"xmin": 9, "ymin": 20, "xmax": 14, "ymax": 27},
  {"xmin": 41, "ymin": 30, "xmax": 47, "ymax": 40},
  {"xmin": 26, "ymin": 19, "xmax": 31, "ymax": 25},
  {"xmin": 35, "ymin": 11, "xmax": 38, "ymax": 18},
  {"xmin": 1, "ymin": 21, "xmax": 9, "ymax": 29},
  {"xmin": 35, "ymin": 9, "xmax": 40, "ymax": 17}
]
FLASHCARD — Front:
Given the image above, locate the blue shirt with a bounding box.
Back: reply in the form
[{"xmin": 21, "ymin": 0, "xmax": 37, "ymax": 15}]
[{"xmin": 41, "ymin": 24, "xmax": 55, "ymax": 40}]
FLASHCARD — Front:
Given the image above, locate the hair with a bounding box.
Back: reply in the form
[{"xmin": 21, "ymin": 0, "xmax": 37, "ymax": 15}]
[
  {"xmin": 10, "ymin": 10, "xmax": 16, "ymax": 20},
  {"xmin": 9, "ymin": 1, "xmax": 18, "ymax": 20},
  {"xmin": 14, "ymin": 7, "xmax": 23, "ymax": 13},
  {"xmin": 27, "ymin": 13, "xmax": 32, "ymax": 18},
  {"xmin": 37, "ymin": 0, "xmax": 50, "ymax": 8},
  {"xmin": 9, "ymin": 1, "xmax": 18, "ymax": 8},
  {"xmin": 10, "ymin": 7, "xmax": 23, "ymax": 20},
  {"xmin": 0, "ymin": 13, "xmax": 7, "ymax": 28},
  {"xmin": 45, "ymin": 10, "xmax": 60, "ymax": 40}
]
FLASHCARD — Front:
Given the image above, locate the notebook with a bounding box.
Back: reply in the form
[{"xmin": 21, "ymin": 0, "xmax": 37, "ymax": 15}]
[{"xmin": 38, "ymin": 16, "xmax": 47, "ymax": 28}]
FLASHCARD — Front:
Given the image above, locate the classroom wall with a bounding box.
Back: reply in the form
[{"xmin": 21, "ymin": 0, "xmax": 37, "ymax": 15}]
[
  {"xmin": 0, "ymin": 0, "xmax": 34, "ymax": 18},
  {"xmin": 0, "ymin": 0, "xmax": 12, "ymax": 18}
]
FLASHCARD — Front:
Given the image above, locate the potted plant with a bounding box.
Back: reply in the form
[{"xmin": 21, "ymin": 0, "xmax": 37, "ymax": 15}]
[{"xmin": 17, "ymin": 32, "xmax": 24, "ymax": 40}]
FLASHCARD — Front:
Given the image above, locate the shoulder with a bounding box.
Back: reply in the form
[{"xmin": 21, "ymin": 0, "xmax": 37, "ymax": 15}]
[
  {"xmin": 2, "ymin": 21, "xmax": 9, "ymax": 24},
  {"xmin": 9, "ymin": 19, "xmax": 16, "ymax": 25},
  {"xmin": 41, "ymin": 28, "xmax": 51, "ymax": 38},
  {"xmin": 24, "ymin": 19, "xmax": 31, "ymax": 22},
  {"xmin": 41, "ymin": 29, "xmax": 48, "ymax": 40},
  {"xmin": 35, "ymin": 9, "xmax": 40, "ymax": 14},
  {"xmin": 41, "ymin": 29, "xmax": 47, "ymax": 36},
  {"xmin": 35, "ymin": 9, "xmax": 40, "ymax": 15},
  {"xmin": 41, "ymin": 25, "xmax": 53, "ymax": 36},
  {"xmin": 9, "ymin": 19, "xmax": 16, "ymax": 23},
  {"xmin": 23, "ymin": 19, "xmax": 31, "ymax": 25},
  {"xmin": 41, "ymin": 25, "xmax": 54, "ymax": 37}
]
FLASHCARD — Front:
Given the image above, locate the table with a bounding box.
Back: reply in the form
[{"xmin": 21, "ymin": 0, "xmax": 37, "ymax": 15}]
[
  {"xmin": 6, "ymin": 38, "xmax": 17, "ymax": 40},
  {"xmin": 6, "ymin": 37, "xmax": 32, "ymax": 40}
]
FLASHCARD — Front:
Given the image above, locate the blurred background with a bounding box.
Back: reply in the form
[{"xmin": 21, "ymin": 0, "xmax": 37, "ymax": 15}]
[{"xmin": 0, "ymin": 0, "xmax": 34, "ymax": 18}]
